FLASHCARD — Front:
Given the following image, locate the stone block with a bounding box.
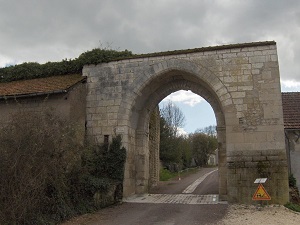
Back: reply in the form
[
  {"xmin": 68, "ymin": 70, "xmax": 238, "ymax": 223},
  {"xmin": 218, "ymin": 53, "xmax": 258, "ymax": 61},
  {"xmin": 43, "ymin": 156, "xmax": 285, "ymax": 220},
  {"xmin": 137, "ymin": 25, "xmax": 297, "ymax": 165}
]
[
  {"xmin": 252, "ymin": 155, "xmax": 267, "ymax": 161},
  {"xmin": 231, "ymin": 91, "xmax": 246, "ymax": 98}
]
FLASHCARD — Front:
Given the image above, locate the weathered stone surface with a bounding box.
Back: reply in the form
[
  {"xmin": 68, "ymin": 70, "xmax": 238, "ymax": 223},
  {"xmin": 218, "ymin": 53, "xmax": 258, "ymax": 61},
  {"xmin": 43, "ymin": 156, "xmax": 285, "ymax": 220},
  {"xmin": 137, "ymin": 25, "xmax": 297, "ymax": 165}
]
[{"xmin": 83, "ymin": 41, "xmax": 288, "ymax": 204}]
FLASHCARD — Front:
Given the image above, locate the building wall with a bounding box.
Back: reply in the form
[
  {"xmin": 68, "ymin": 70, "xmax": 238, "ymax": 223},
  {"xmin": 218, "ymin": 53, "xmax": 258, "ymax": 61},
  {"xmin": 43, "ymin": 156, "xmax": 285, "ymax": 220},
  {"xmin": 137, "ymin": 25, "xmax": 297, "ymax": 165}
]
[{"xmin": 0, "ymin": 83, "xmax": 87, "ymax": 144}]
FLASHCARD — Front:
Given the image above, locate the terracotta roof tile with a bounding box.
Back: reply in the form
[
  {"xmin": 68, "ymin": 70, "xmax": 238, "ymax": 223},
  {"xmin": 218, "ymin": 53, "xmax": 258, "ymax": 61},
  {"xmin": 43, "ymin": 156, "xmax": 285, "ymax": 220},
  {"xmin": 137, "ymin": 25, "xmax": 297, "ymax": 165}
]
[
  {"xmin": 282, "ymin": 92, "xmax": 300, "ymax": 129},
  {"xmin": 0, "ymin": 74, "xmax": 85, "ymax": 98}
]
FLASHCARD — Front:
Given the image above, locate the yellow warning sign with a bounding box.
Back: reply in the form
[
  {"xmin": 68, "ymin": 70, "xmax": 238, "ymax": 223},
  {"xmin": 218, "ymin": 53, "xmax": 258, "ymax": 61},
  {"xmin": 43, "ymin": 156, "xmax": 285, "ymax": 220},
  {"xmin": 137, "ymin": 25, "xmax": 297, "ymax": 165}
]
[{"xmin": 252, "ymin": 183, "xmax": 271, "ymax": 200}]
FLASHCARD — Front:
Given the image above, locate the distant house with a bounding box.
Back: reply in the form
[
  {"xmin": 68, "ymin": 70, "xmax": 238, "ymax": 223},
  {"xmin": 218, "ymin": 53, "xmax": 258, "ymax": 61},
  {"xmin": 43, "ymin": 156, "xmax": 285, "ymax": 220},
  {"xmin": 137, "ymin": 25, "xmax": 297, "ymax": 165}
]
[
  {"xmin": 0, "ymin": 74, "xmax": 87, "ymax": 144},
  {"xmin": 207, "ymin": 149, "xmax": 218, "ymax": 166},
  {"xmin": 282, "ymin": 92, "xmax": 300, "ymax": 190}
]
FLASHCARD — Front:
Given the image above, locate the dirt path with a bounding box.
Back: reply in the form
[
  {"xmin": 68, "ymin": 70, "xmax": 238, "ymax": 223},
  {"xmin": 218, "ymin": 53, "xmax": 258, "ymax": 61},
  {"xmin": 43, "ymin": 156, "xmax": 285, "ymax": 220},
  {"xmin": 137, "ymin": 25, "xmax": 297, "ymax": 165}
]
[{"xmin": 218, "ymin": 204, "xmax": 300, "ymax": 225}]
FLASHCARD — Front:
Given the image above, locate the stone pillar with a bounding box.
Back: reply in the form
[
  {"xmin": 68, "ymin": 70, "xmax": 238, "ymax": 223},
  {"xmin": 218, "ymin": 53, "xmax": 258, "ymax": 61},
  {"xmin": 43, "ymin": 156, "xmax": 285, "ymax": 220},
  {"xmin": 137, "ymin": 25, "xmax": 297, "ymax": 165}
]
[
  {"xmin": 135, "ymin": 130, "xmax": 150, "ymax": 194},
  {"xmin": 149, "ymin": 107, "xmax": 160, "ymax": 188},
  {"xmin": 217, "ymin": 126, "xmax": 227, "ymax": 201}
]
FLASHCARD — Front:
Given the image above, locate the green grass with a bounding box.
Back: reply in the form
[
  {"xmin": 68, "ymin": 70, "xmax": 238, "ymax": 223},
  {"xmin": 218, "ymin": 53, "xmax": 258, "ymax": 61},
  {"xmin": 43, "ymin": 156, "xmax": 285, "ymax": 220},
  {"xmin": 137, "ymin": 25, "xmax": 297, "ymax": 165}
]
[
  {"xmin": 284, "ymin": 202, "xmax": 300, "ymax": 212},
  {"xmin": 159, "ymin": 167, "xmax": 200, "ymax": 181},
  {"xmin": 159, "ymin": 169, "xmax": 176, "ymax": 181}
]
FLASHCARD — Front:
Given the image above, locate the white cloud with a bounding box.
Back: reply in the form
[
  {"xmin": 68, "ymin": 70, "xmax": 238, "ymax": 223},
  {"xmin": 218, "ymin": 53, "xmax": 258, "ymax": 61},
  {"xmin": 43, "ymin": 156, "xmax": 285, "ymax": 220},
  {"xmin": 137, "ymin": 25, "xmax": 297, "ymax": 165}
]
[
  {"xmin": 281, "ymin": 80, "xmax": 300, "ymax": 88},
  {"xmin": 162, "ymin": 90, "xmax": 204, "ymax": 107},
  {"xmin": 177, "ymin": 127, "xmax": 188, "ymax": 137},
  {"xmin": 281, "ymin": 80, "xmax": 300, "ymax": 92},
  {"xmin": 0, "ymin": 56, "xmax": 16, "ymax": 68}
]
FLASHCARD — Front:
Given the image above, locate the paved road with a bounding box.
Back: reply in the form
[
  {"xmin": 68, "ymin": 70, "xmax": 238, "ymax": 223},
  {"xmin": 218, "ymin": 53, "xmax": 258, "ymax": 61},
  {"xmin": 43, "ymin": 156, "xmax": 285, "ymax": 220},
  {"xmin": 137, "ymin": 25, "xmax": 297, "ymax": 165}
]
[{"xmin": 62, "ymin": 167, "xmax": 228, "ymax": 225}]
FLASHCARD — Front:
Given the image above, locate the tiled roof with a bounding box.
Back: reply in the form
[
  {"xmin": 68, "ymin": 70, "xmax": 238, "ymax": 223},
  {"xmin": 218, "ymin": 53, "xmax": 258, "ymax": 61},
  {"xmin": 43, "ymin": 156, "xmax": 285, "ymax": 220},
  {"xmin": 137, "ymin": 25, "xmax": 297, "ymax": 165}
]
[
  {"xmin": 0, "ymin": 74, "xmax": 85, "ymax": 98},
  {"xmin": 282, "ymin": 92, "xmax": 300, "ymax": 129}
]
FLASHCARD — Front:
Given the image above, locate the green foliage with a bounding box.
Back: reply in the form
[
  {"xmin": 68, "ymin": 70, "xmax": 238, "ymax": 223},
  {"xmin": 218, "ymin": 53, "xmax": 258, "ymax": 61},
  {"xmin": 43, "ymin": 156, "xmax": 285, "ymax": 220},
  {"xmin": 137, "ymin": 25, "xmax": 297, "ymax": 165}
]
[
  {"xmin": 0, "ymin": 110, "xmax": 126, "ymax": 225},
  {"xmin": 159, "ymin": 167, "xmax": 200, "ymax": 181},
  {"xmin": 0, "ymin": 48, "xmax": 133, "ymax": 83},
  {"xmin": 159, "ymin": 168, "xmax": 175, "ymax": 181},
  {"xmin": 159, "ymin": 117, "xmax": 185, "ymax": 167},
  {"xmin": 159, "ymin": 104, "xmax": 218, "ymax": 169},
  {"xmin": 289, "ymin": 174, "xmax": 297, "ymax": 188},
  {"xmin": 284, "ymin": 202, "xmax": 300, "ymax": 212},
  {"xmin": 190, "ymin": 131, "xmax": 218, "ymax": 166}
]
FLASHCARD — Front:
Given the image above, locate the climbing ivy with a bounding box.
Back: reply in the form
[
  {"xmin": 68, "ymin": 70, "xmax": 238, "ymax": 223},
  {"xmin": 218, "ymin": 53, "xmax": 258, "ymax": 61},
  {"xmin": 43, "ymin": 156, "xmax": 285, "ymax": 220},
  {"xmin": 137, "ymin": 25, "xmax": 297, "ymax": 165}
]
[{"xmin": 0, "ymin": 48, "xmax": 133, "ymax": 83}]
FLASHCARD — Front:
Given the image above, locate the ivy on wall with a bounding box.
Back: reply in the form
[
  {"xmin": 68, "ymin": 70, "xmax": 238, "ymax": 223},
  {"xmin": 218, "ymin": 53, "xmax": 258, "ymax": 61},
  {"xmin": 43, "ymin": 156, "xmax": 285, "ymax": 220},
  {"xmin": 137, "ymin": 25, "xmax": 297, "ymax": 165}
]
[{"xmin": 0, "ymin": 48, "xmax": 133, "ymax": 83}]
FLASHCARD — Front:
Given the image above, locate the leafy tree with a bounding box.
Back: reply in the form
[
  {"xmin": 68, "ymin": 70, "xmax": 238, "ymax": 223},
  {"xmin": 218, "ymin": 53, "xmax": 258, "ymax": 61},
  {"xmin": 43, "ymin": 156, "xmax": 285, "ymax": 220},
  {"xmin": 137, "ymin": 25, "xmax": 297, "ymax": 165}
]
[
  {"xmin": 178, "ymin": 136, "xmax": 192, "ymax": 168},
  {"xmin": 159, "ymin": 102, "xmax": 192, "ymax": 171},
  {"xmin": 159, "ymin": 117, "xmax": 182, "ymax": 165},
  {"xmin": 190, "ymin": 130, "xmax": 218, "ymax": 166}
]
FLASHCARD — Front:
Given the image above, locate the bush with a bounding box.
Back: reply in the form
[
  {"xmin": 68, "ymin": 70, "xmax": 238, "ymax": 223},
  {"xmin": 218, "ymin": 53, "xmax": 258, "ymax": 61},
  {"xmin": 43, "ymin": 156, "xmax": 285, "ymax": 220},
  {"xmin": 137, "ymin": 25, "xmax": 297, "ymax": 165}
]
[
  {"xmin": 70, "ymin": 136, "xmax": 126, "ymax": 211},
  {"xmin": 0, "ymin": 110, "xmax": 126, "ymax": 224},
  {"xmin": 289, "ymin": 174, "xmax": 297, "ymax": 188},
  {"xmin": 0, "ymin": 110, "xmax": 82, "ymax": 224},
  {"xmin": 160, "ymin": 168, "xmax": 176, "ymax": 181},
  {"xmin": 0, "ymin": 48, "xmax": 133, "ymax": 83}
]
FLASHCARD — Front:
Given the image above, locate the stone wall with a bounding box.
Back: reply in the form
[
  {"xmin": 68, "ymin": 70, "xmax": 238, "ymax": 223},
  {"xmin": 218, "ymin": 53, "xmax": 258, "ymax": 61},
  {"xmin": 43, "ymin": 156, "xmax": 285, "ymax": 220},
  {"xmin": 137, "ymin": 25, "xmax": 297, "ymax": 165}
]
[
  {"xmin": 83, "ymin": 41, "xmax": 288, "ymax": 204},
  {"xmin": 148, "ymin": 107, "xmax": 160, "ymax": 188}
]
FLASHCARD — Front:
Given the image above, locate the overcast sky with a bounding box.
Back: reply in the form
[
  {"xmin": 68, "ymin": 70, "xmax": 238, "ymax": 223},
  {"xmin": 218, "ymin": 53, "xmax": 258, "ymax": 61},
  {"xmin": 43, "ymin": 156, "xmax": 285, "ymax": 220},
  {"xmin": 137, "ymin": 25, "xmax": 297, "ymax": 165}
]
[{"xmin": 1, "ymin": 0, "xmax": 300, "ymax": 133}]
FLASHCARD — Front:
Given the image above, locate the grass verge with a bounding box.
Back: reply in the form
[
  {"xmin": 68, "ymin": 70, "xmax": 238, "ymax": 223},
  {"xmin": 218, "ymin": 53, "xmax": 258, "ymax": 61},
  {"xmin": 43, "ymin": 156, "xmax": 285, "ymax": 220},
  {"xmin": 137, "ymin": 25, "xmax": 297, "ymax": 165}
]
[
  {"xmin": 159, "ymin": 167, "xmax": 200, "ymax": 181},
  {"xmin": 284, "ymin": 202, "xmax": 300, "ymax": 212}
]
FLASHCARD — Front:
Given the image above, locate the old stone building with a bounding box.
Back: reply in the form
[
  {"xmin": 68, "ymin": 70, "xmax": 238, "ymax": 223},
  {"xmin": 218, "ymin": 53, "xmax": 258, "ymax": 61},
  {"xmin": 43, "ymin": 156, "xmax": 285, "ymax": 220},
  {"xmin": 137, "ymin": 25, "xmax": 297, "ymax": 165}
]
[
  {"xmin": 83, "ymin": 41, "xmax": 289, "ymax": 204},
  {"xmin": 282, "ymin": 92, "xmax": 300, "ymax": 191},
  {"xmin": 0, "ymin": 74, "xmax": 87, "ymax": 144}
]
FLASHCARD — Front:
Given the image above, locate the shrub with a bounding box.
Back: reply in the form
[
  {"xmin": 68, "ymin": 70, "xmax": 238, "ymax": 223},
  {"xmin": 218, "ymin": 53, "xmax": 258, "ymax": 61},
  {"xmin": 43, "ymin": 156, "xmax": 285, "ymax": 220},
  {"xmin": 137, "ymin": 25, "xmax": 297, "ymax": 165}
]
[
  {"xmin": 289, "ymin": 174, "xmax": 297, "ymax": 188},
  {"xmin": 159, "ymin": 168, "xmax": 175, "ymax": 181},
  {"xmin": 0, "ymin": 48, "xmax": 133, "ymax": 83},
  {"xmin": 0, "ymin": 109, "xmax": 82, "ymax": 224},
  {"xmin": 0, "ymin": 109, "xmax": 126, "ymax": 224}
]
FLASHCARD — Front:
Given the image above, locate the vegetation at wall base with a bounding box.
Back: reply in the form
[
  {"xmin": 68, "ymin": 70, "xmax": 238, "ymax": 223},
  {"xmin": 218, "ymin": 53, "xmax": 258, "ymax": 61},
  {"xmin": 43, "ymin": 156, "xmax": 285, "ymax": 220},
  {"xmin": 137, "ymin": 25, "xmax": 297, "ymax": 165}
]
[
  {"xmin": 159, "ymin": 167, "xmax": 200, "ymax": 181},
  {"xmin": 284, "ymin": 202, "xmax": 300, "ymax": 212},
  {"xmin": 0, "ymin": 110, "xmax": 126, "ymax": 225},
  {"xmin": 0, "ymin": 48, "xmax": 133, "ymax": 83},
  {"xmin": 285, "ymin": 173, "xmax": 300, "ymax": 212},
  {"xmin": 159, "ymin": 168, "xmax": 176, "ymax": 181}
]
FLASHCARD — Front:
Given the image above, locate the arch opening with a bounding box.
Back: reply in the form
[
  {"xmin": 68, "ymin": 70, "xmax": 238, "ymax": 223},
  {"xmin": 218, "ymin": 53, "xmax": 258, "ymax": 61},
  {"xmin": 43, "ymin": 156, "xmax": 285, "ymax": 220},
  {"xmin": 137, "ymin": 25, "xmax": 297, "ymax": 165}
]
[{"xmin": 126, "ymin": 69, "xmax": 228, "ymax": 200}]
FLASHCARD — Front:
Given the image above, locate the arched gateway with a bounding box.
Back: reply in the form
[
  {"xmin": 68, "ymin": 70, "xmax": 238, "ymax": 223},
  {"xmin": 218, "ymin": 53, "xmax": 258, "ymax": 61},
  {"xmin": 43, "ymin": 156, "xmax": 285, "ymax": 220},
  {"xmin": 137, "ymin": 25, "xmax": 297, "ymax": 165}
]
[{"xmin": 83, "ymin": 41, "xmax": 289, "ymax": 204}]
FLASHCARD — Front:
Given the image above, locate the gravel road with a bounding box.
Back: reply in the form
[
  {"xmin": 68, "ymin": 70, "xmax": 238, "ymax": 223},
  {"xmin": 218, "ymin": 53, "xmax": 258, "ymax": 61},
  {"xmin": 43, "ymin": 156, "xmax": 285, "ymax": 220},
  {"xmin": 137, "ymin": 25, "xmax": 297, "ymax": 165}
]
[{"xmin": 218, "ymin": 204, "xmax": 300, "ymax": 225}]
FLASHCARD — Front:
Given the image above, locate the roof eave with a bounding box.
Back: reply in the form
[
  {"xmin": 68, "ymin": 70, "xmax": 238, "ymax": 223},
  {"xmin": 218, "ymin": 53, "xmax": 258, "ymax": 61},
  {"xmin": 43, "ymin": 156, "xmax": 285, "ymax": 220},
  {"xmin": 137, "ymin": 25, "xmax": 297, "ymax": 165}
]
[{"xmin": 0, "ymin": 89, "xmax": 68, "ymax": 100}]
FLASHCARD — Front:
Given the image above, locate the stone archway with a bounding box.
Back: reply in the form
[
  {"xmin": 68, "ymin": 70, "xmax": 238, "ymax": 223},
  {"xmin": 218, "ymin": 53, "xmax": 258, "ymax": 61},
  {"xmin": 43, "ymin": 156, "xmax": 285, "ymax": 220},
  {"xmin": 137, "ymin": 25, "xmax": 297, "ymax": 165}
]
[
  {"xmin": 83, "ymin": 41, "xmax": 289, "ymax": 204},
  {"xmin": 124, "ymin": 64, "xmax": 230, "ymax": 201}
]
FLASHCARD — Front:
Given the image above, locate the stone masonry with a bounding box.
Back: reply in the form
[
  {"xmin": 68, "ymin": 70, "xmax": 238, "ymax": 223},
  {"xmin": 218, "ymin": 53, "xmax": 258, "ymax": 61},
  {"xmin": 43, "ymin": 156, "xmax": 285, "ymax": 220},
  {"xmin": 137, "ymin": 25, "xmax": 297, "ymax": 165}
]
[
  {"xmin": 148, "ymin": 107, "xmax": 160, "ymax": 188},
  {"xmin": 83, "ymin": 41, "xmax": 289, "ymax": 204}
]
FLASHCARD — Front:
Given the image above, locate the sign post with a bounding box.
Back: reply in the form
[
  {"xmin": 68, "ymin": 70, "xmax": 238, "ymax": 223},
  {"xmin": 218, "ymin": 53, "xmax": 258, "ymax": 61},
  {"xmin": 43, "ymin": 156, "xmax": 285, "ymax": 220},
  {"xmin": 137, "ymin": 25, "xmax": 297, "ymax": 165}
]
[{"xmin": 252, "ymin": 178, "xmax": 271, "ymax": 205}]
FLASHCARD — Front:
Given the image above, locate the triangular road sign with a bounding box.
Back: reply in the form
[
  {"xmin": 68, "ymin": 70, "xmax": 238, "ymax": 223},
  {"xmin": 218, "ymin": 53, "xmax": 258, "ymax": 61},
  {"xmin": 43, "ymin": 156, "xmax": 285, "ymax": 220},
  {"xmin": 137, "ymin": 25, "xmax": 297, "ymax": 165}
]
[{"xmin": 252, "ymin": 184, "xmax": 271, "ymax": 200}]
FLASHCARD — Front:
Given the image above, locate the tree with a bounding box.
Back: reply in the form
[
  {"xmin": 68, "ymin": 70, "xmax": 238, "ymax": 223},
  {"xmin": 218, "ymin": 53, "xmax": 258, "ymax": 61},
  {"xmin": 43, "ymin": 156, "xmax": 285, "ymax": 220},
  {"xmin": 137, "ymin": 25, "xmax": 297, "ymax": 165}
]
[
  {"xmin": 160, "ymin": 101, "xmax": 186, "ymax": 137},
  {"xmin": 198, "ymin": 125, "xmax": 217, "ymax": 137},
  {"xmin": 159, "ymin": 117, "xmax": 182, "ymax": 165},
  {"xmin": 190, "ymin": 130, "xmax": 218, "ymax": 166}
]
